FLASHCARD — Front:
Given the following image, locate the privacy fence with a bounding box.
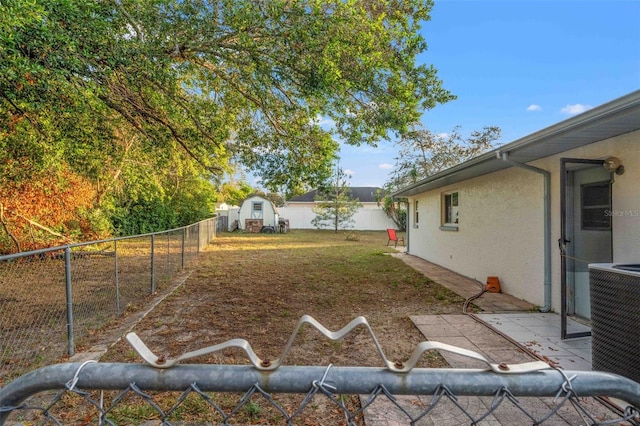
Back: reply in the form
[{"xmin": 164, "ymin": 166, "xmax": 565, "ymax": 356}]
[
  {"xmin": 0, "ymin": 217, "xmax": 222, "ymax": 386},
  {"xmin": 0, "ymin": 315, "xmax": 639, "ymax": 425}
]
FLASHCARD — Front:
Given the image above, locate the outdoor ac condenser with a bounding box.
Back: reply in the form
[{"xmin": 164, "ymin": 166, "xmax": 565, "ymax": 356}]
[{"xmin": 589, "ymin": 263, "xmax": 640, "ymax": 384}]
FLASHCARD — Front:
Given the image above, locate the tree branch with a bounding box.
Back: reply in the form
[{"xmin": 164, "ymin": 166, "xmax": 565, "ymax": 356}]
[
  {"xmin": 2, "ymin": 206, "xmax": 72, "ymax": 244},
  {"xmin": 0, "ymin": 202, "xmax": 22, "ymax": 252}
]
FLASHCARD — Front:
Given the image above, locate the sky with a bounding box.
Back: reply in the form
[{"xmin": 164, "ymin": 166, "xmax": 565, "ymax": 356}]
[{"xmin": 333, "ymin": 0, "xmax": 640, "ymax": 188}]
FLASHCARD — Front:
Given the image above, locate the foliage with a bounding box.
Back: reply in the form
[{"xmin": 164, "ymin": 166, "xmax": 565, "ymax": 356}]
[
  {"xmin": 217, "ymin": 181, "xmax": 255, "ymax": 207},
  {"xmin": 375, "ymin": 125, "xmax": 500, "ymax": 230},
  {"xmin": 388, "ymin": 125, "xmax": 501, "ymax": 189},
  {"xmin": 103, "ymin": 147, "xmax": 219, "ymax": 235},
  {"xmin": 311, "ymin": 168, "xmax": 362, "ymax": 233},
  {"xmin": 0, "ymin": 168, "xmax": 109, "ymax": 253},
  {"xmin": 1, "ymin": 0, "xmax": 453, "ymax": 195},
  {"xmin": 375, "ymin": 189, "xmax": 407, "ymax": 231}
]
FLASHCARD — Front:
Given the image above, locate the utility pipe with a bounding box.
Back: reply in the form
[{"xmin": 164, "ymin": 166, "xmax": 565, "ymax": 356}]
[{"xmin": 499, "ymin": 152, "xmax": 552, "ymax": 312}]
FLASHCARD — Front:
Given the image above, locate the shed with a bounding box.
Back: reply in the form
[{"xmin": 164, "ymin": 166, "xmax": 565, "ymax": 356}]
[{"xmin": 237, "ymin": 195, "xmax": 279, "ymax": 233}]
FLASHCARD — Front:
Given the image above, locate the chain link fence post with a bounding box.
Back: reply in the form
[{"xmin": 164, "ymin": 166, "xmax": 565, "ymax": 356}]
[
  {"xmin": 64, "ymin": 246, "xmax": 75, "ymax": 357},
  {"xmin": 150, "ymin": 234, "xmax": 156, "ymax": 294},
  {"xmin": 181, "ymin": 227, "xmax": 186, "ymax": 270},
  {"xmin": 197, "ymin": 222, "xmax": 201, "ymax": 255},
  {"xmin": 114, "ymin": 240, "xmax": 121, "ymax": 316}
]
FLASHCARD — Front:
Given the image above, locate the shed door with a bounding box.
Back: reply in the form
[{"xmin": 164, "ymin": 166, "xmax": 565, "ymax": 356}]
[{"xmin": 560, "ymin": 158, "xmax": 612, "ymax": 339}]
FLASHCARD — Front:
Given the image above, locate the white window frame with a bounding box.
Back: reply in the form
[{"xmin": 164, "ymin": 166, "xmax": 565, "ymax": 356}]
[
  {"xmin": 413, "ymin": 200, "xmax": 419, "ymax": 227},
  {"xmin": 441, "ymin": 191, "xmax": 459, "ymax": 230},
  {"xmin": 251, "ymin": 201, "xmax": 264, "ymax": 219}
]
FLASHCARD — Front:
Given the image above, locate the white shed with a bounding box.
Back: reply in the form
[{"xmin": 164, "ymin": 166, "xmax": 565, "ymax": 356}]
[{"xmin": 237, "ymin": 195, "xmax": 279, "ymax": 233}]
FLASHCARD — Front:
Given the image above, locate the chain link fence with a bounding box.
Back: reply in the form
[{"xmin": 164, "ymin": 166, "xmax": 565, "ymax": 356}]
[
  {"xmin": 0, "ymin": 217, "xmax": 220, "ymax": 386},
  {"xmin": 0, "ymin": 362, "xmax": 639, "ymax": 425},
  {"xmin": 1, "ymin": 315, "xmax": 638, "ymax": 425}
]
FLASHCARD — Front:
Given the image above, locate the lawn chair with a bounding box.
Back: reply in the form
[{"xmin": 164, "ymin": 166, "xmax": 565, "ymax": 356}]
[{"xmin": 386, "ymin": 229, "xmax": 405, "ymax": 247}]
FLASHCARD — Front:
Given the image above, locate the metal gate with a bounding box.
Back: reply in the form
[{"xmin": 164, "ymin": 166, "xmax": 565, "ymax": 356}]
[{"xmin": 2, "ymin": 316, "xmax": 639, "ymax": 425}]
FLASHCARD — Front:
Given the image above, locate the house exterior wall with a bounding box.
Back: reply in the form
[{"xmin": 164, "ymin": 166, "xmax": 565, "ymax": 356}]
[
  {"xmin": 407, "ymin": 167, "xmax": 545, "ymax": 305},
  {"xmin": 278, "ymin": 206, "xmax": 396, "ymax": 230},
  {"xmin": 406, "ymin": 129, "xmax": 640, "ymax": 312},
  {"xmin": 532, "ymin": 129, "xmax": 640, "ymax": 312}
]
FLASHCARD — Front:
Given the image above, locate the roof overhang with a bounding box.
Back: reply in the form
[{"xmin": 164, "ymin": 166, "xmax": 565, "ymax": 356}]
[{"xmin": 393, "ymin": 90, "xmax": 640, "ymax": 198}]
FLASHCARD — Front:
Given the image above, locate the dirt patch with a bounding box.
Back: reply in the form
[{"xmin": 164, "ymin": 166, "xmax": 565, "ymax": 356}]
[{"xmin": 89, "ymin": 231, "xmax": 466, "ymax": 423}]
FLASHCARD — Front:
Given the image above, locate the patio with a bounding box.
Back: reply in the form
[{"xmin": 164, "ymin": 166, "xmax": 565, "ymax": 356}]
[
  {"xmin": 392, "ymin": 252, "xmax": 592, "ymax": 371},
  {"xmin": 361, "ymin": 252, "xmax": 612, "ymax": 425}
]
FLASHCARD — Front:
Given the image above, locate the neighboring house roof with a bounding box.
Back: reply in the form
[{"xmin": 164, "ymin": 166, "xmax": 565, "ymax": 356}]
[
  {"xmin": 393, "ymin": 90, "xmax": 640, "ymax": 197},
  {"xmin": 288, "ymin": 187, "xmax": 382, "ymax": 203}
]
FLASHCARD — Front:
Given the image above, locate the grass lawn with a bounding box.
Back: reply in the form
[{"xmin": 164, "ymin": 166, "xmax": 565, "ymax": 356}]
[{"xmin": 76, "ymin": 230, "xmax": 466, "ymax": 424}]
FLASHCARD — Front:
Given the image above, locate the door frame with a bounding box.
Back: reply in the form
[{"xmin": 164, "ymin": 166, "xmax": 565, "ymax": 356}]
[{"xmin": 559, "ymin": 158, "xmax": 609, "ymax": 339}]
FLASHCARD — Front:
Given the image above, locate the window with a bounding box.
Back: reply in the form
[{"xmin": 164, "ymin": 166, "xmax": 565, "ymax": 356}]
[
  {"xmin": 414, "ymin": 200, "xmax": 419, "ymax": 226},
  {"xmin": 442, "ymin": 191, "xmax": 459, "ymax": 229},
  {"xmin": 251, "ymin": 202, "xmax": 263, "ymax": 219},
  {"xmin": 581, "ymin": 182, "xmax": 611, "ymax": 230}
]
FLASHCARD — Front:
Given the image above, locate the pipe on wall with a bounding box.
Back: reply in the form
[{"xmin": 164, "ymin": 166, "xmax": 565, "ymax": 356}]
[{"xmin": 498, "ymin": 152, "xmax": 552, "ymax": 313}]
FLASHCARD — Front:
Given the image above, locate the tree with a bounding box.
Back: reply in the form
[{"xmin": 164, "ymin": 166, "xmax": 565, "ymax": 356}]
[
  {"xmin": 1, "ymin": 1, "xmax": 456, "ymax": 251},
  {"xmin": 376, "ymin": 124, "xmax": 500, "ymax": 230},
  {"xmin": 388, "ymin": 125, "xmax": 501, "ymax": 189},
  {"xmin": 375, "ymin": 189, "xmax": 407, "ymax": 231},
  {"xmin": 217, "ymin": 181, "xmax": 256, "ymax": 207},
  {"xmin": 1, "ymin": 0, "xmax": 454, "ymax": 195},
  {"xmin": 0, "ymin": 168, "xmax": 107, "ymax": 253},
  {"xmin": 311, "ymin": 168, "xmax": 362, "ymax": 233},
  {"xmin": 103, "ymin": 139, "xmax": 221, "ymax": 236}
]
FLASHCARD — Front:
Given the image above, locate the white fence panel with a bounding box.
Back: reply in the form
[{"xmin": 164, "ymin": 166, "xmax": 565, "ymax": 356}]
[{"xmin": 278, "ymin": 207, "xmax": 396, "ymax": 230}]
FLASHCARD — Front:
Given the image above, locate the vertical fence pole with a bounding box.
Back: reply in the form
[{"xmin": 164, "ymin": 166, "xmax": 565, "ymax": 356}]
[
  {"xmin": 114, "ymin": 240, "xmax": 120, "ymax": 316},
  {"xmin": 150, "ymin": 234, "xmax": 155, "ymax": 294},
  {"xmin": 212, "ymin": 219, "xmax": 218, "ymax": 244},
  {"xmin": 197, "ymin": 222, "xmax": 201, "ymax": 254},
  {"xmin": 64, "ymin": 246, "xmax": 75, "ymax": 357},
  {"xmin": 181, "ymin": 227, "xmax": 186, "ymax": 270}
]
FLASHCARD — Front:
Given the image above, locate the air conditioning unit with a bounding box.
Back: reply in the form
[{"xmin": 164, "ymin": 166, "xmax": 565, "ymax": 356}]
[{"xmin": 589, "ymin": 263, "xmax": 640, "ymax": 384}]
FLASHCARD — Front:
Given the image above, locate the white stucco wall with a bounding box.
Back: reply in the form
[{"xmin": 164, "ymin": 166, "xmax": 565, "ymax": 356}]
[
  {"xmin": 407, "ymin": 167, "xmax": 545, "ymax": 305},
  {"xmin": 406, "ymin": 129, "xmax": 640, "ymax": 312}
]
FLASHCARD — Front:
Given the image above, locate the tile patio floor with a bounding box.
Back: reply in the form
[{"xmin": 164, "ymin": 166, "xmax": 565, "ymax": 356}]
[
  {"xmin": 360, "ymin": 252, "xmax": 626, "ymax": 425},
  {"xmin": 390, "ymin": 251, "xmax": 593, "ymax": 371}
]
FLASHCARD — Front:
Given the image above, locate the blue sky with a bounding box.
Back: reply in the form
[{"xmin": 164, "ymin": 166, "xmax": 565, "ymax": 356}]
[{"xmin": 336, "ymin": 0, "xmax": 640, "ymax": 188}]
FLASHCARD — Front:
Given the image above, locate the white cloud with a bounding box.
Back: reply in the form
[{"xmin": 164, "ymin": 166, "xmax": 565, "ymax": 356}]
[
  {"xmin": 343, "ymin": 169, "xmax": 355, "ymax": 176},
  {"xmin": 560, "ymin": 103, "xmax": 593, "ymax": 115},
  {"xmin": 526, "ymin": 104, "xmax": 542, "ymax": 111},
  {"xmin": 379, "ymin": 163, "xmax": 393, "ymax": 170}
]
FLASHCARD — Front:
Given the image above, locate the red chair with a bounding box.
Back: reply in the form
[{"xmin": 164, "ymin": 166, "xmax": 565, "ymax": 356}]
[{"xmin": 386, "ymin": 229, "xmax": 405, "ymax": 247}]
